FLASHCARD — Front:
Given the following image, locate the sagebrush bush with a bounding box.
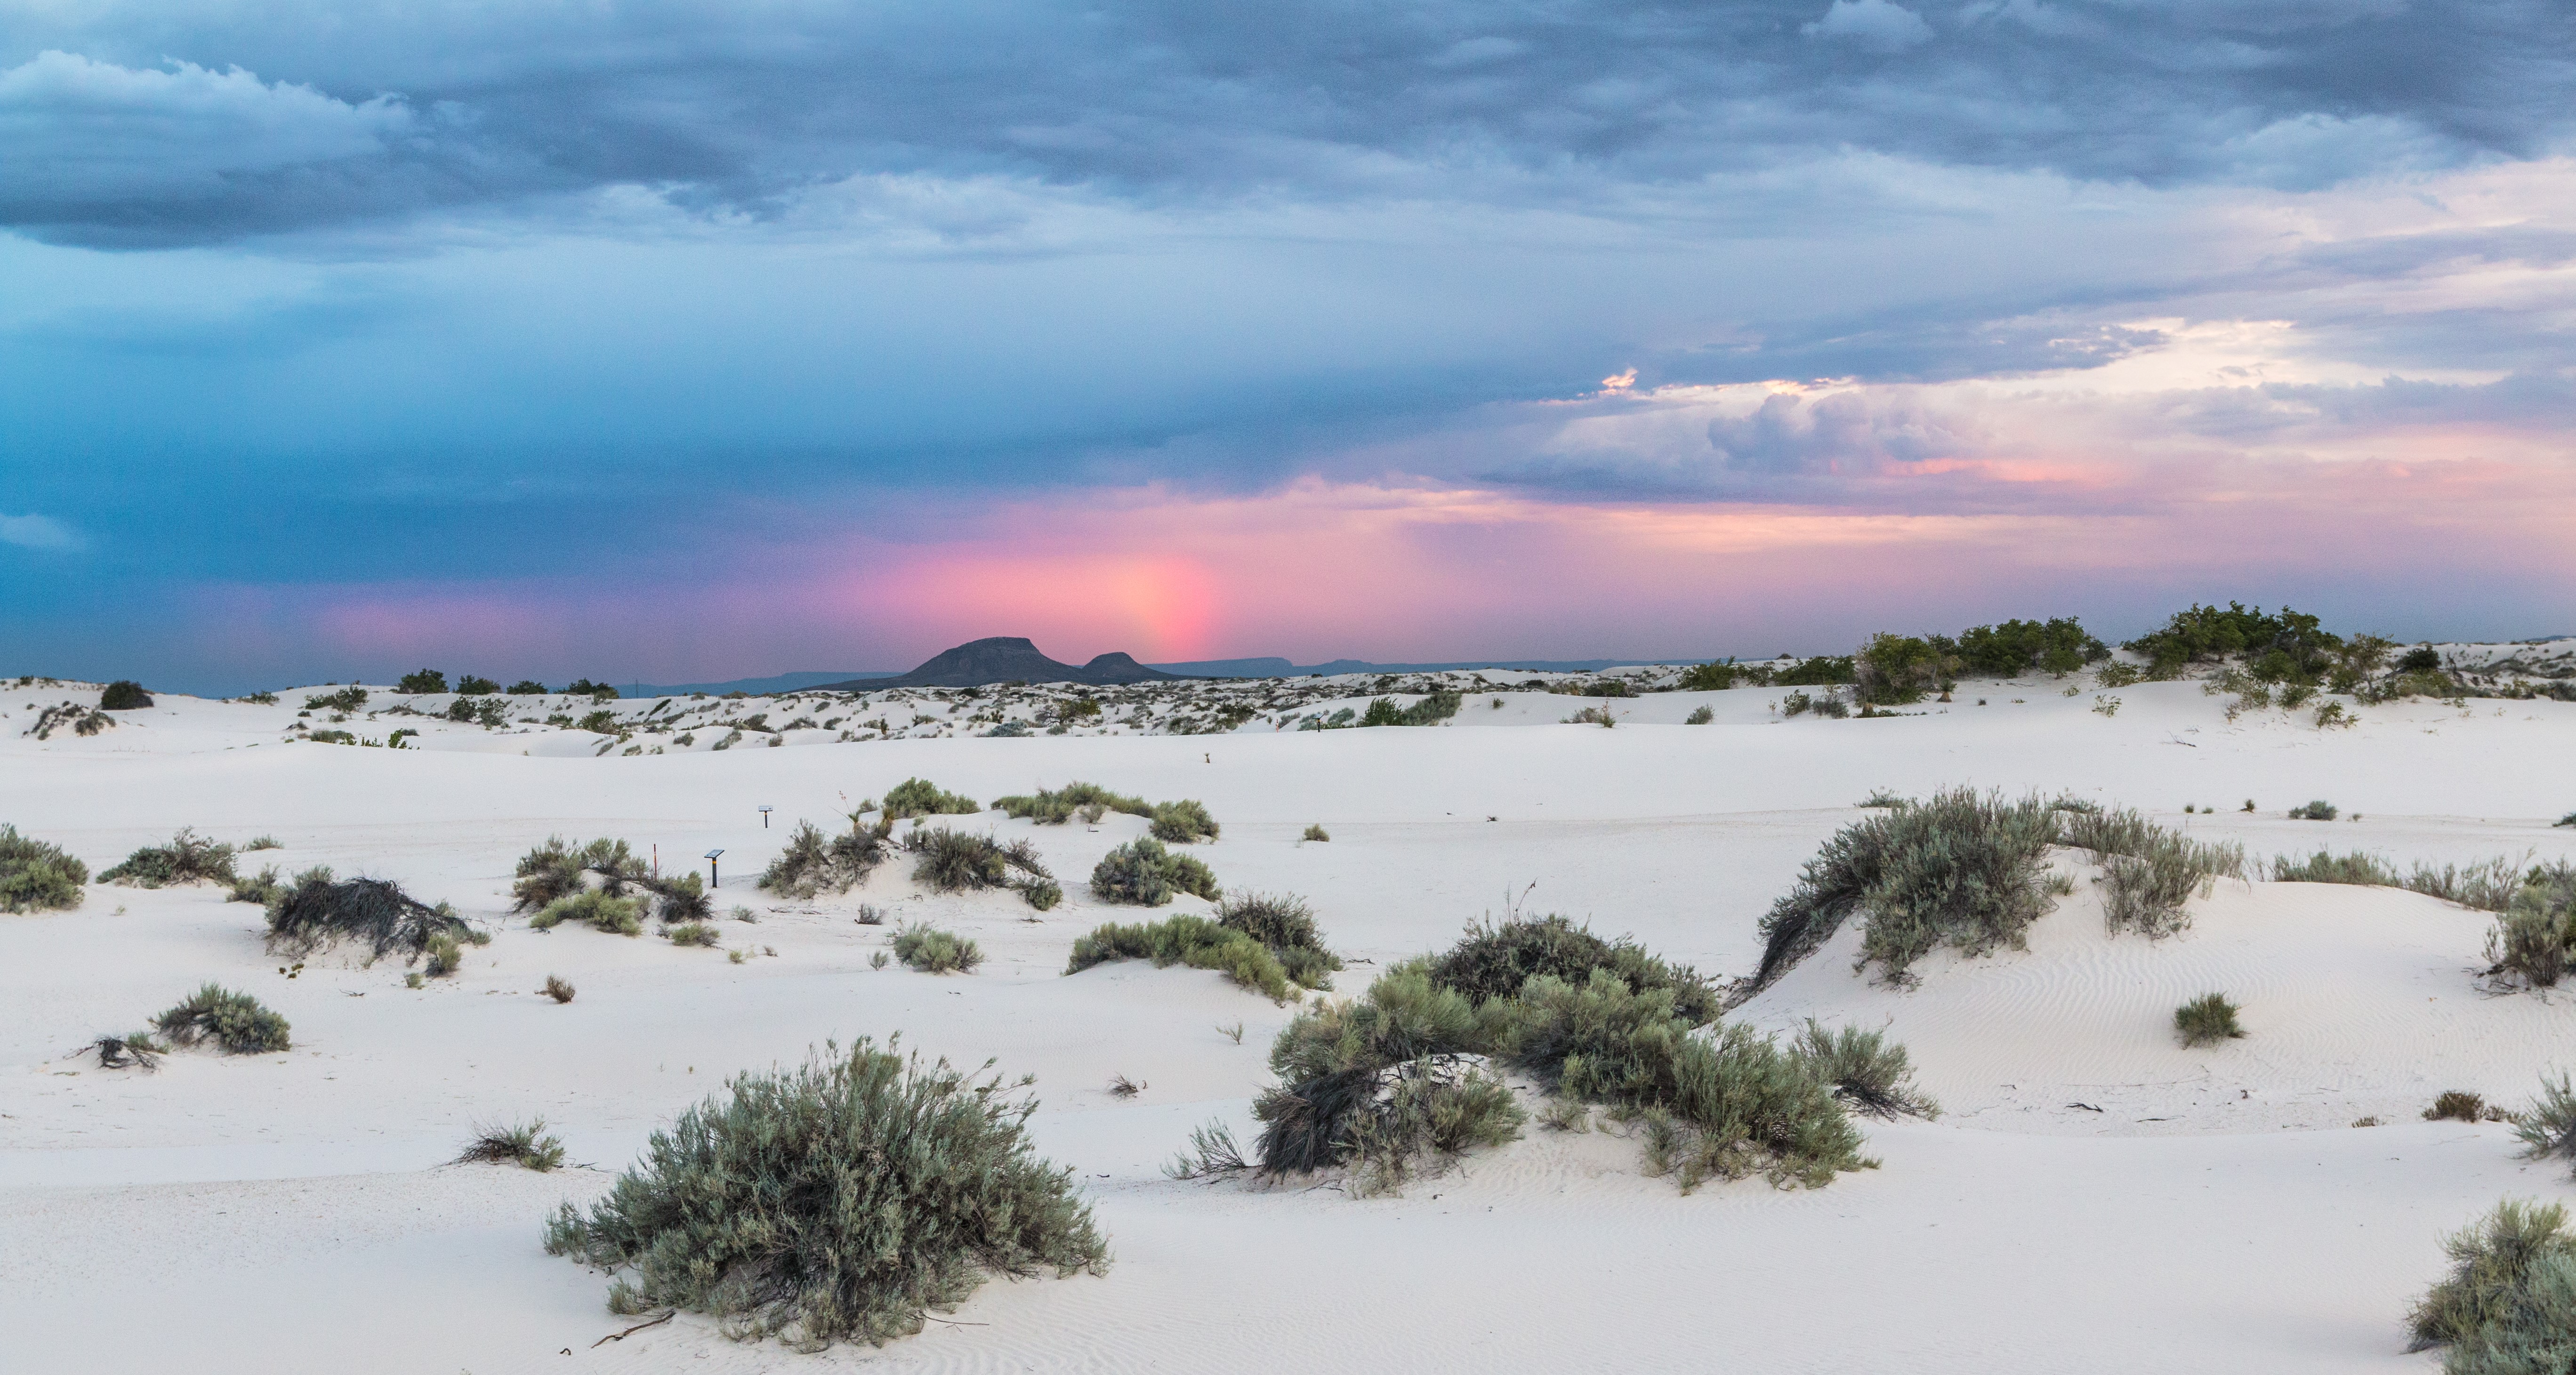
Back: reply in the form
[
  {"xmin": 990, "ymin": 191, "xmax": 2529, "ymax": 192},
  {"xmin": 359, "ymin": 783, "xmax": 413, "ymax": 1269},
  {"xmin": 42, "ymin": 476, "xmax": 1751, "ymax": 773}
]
[
  {"xmin": 2059, "ymin": 808, "xmax": 2245, "ymax": 937},
  {"xmin": 2514, "ymin": 1074, "xmax": 2576, "ymax": 1172},
  {"xmin": 266, "ymin": 867, "xmax": 483, "ymax": 965},
  {"xmin": 2409, "ymin": 1199, "xmax": 2576, "ymax": 1354},
  {"xmin": 1302, "ymin": 823, "xmax": 1330, "ymax": 842},
  {"xmin": 1147, "ymin": 799, "xmax": 1220, "ymax": 844},
  {"xmin": 761, "ymin": 818, "xmax": 894, "ymax": 898},
  {"xmin": 153, "ymin": 983, "xmax": 291, "ymax": 1053},
  {"xmin": 2267, "ymin": 848, "xmax": 2400, "ymax": 887},
  {"xmin": 901, "ymin": 828, "xmax": 1055, "ymax": 909},
  {"xmin": 2174, "ymin": 993, "xmax": 2245, "ymax": 1047},
  {"xmin": 531, "ymin": 889, "xmax": 644, "ymax": 936},
  {"xmin": 514, "ymin": 836, "xmax": 711, "ymax": 924},
  {"xmin": 2287, "ymin": 799, "xmax": 2339, "ymax": 821},
  {"xmin": 1792, "ymin": 1020, "xmax": 1940, "ymax": 1119},
  {"xmin": 1089, "ymin": 837, "xmax": 1221, "ymax": 906},
  {"xmin": 666, "ymin": 921, "xmax": 721, "ymax": 947},
  {"xmin": 880, "ymin": 778, "xmax": 982, "ymax": 820},
  {"xmin": 0, "ymin": 824, "xmax": 88, "ymax": 913},
  {"xmin": 100, "ymin": 828, "xmax": 239, "ymax": 888},
  {"xmin": 1216, "ymin": 892, "xmax": 1342, "ymax": 989},
  {"xmin": 1425, "ymin": 914, "xmax": 1720, "ymax": 1025},
  {"xmin": 1684, "ymin": 705, "xmax": 1715, "ymax": 724},
  {"xmin": 99, "ymin": 679, "xmax": 154, "ymax": 710},
  {"xmin": 1748, "ymin": 787, "xmax": 2062, "ymax": 996},
  {"xmin": 455, "ymin": 1119, "xmax": 565, "ymax": 1171},
  {"xmin": 892, "ymin": 924, "xmax": 983, "ymax": 973},
  {"xmin": 992, "ymin": 781, "xmax": 1148, "ymax": 825},
  {"xmin": 544, "ymin": 1039, "xmax": 1108, "ymax": 1349},
  {"xmin": 426, "ymin": 932, "xmax": 464, "ymax": 976},
  {"xmin": 1066, "ymin": 915, "xmax": 1295, "ymax": 1001}
]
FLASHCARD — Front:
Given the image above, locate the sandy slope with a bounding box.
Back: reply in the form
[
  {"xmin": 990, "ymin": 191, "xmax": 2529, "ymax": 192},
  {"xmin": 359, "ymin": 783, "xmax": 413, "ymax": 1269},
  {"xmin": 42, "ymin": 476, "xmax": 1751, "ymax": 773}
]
[{"xmin": 4, "ymin": 672, "xmax": 2574, "ymax": 1371}]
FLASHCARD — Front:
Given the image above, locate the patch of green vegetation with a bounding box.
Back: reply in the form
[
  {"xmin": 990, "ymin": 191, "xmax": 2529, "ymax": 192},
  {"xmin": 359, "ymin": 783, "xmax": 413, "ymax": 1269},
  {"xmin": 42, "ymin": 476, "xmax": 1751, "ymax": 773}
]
[
  {"xmin": 1088, "ymin": 838, "xmax": 1221, "ymax": 906},
  {"xmin": 153, "ymin": 983, "xmax": 291, "ymax": 1053},
  {"xmin": 0, "ymin": 824, "xmax": 88, "ymax": 913},
  {"xmin": 892, "ymin": 923, "xmax": 982, "ymax": 973},
  {"xmin": 880, "ymin": 778, "xmax": 982, "ymax": 820},
  {"xmin": 2174, "ymin": 992, "xmax": 2245, "ymax": 1047},
  {"xmin": 99, "ymin": 828, "xmax": 237, "ymax": 888}
]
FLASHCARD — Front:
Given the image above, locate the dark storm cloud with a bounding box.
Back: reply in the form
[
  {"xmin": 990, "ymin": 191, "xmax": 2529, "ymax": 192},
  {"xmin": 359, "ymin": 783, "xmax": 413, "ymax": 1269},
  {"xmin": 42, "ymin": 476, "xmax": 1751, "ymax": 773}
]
[{"xmin": 4, "ymin": 0, "xmax": 2571, "ymax": 245}]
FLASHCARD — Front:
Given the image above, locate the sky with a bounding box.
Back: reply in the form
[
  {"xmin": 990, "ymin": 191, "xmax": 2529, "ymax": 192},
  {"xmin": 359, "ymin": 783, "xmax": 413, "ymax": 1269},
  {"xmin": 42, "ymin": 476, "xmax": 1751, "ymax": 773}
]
[{"xmin": 4, "ymin": 1, "xmax": 2574, "ymax": 694}]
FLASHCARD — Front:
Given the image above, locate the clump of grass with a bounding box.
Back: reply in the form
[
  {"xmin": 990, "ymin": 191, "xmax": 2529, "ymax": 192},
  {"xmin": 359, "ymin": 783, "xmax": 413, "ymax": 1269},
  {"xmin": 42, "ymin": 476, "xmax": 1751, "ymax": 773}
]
[
  {"xmin": 666, "ymin": 921, "xmax": 721, "ymax": 948},
  {"xmin": 992, "ymin": 781, "xmax": 1148, "ymax": 825},
  {"xmin": 99, "ymin": 828, "xmax": 238, "ymax": 888},
  {"xmin": 531, "ymin": 889, "xmax": 644, "ymax": 936},
  {"xmin": 1108, "ymin": 1074, "xmax": 1143, "ymax": 1098},
  {"xmin": 1856, "ymin": 790, "xmax": 1908, "ymax": 809},
  {"xmin": 2428, "ymin": 1090, "xmax": 2494, "ymax": 1123},
  {"xmin": 1066, "ymin": 915, "xmax": 1296, "ymax": 1001},
  {"xmin": 1165, "ymin": 1121, "xmax": 1252, "ymax": 1181},
  {"xmin": 1089, "ymin": 837, "xmax": 1220, "ymax": 906},
  {"xmin": 244, "ymin": 836, "xmax": 282, "ymax": 852},
  {"xmin": 760, "ymin": 817, "xmax": 895, "ymax": 898},
  {"xmin": 1425, "ymin": 914, "xmax": 1720, "ymax": 1025},
  {"xmin": 543, "ymin": 1038, "xmax": 1108, "ymax": 1349},
  {"xmin": 153, "ymin": 983, "xmax": 291, "ymax": 1053},
  {"xmin": 2267, "ymin": 849, "xmax": 2400, "ymax": 886},
  {"xmin": 891, "ymin": 924, "xmax": 983, "ymax": 973},
  {"xmin": 1684, "ymin": 705, "xmax": 1715, "ymax": 724},
  {"xmin": 513, "ymin": 836, "xmax": 711, "ymax": 924},
  {"xmin": 541, "ymin": 974, "xmax": 576, "ymax": 1003},
  {"xmin": 1147, "ymin": 800, "xmax": 1220, "ymax": 844},
  {"xmin": 1792, "ymin": 1020, "xmax": 1940, "ymax": 1119},
  {"xmin": 901, "ymin": 828, "xmax": 1056, "ymax": 910},
  {"xmin": 2174, "ymin": 993, "xmax": 2245, "ymax": 1047},
  {"xmin": 880, "ymin": 777, "xmax": 982, "ymax": 820},
  {"xmin": 1301, "ymin": 823, "xmax": 1330, "ymax": 842},
  {"xmin": 425, "ymin": 932, "xmax": 464, "ymax": 977},
  {"xmin": 265, "ymin": 867, "xmax": 484, "ymax": 965},
  {"xmin": 2058, "ymin": 808, "xmax": 2246, "ymax": 938},
  {"xmin": 2407, "ymin": 1199, "xmax": 2576, "ymax": 1355},
  {"xmin": 2287, "ymin": 799, "xmax": 2339, "ymax": 820},
  {"xmin": 2514, "ymin": 1074, "xmax": 2576, "ymax": 1172},
  {"xmin": 1745, "ymin": 787, "xmax": 2064, "ymax": 997},
  {"xmin": 0, "ymin": 824, "xmax": 89, "ymax": 913},
  {"xmin": 454, "ymin": 1119, "xmax": 566, "ymax": 1172},
  {"xmin": 1216, "ymin": 892, "xmax": 1342, "ymax": 989}
]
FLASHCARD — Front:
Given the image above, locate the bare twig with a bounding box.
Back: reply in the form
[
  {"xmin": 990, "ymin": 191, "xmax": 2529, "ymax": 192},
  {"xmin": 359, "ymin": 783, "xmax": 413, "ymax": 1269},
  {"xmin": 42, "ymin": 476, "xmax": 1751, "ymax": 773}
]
[{"xmin": 591, "ymin": 1311, "xmax": 675, "ymax": 1346}]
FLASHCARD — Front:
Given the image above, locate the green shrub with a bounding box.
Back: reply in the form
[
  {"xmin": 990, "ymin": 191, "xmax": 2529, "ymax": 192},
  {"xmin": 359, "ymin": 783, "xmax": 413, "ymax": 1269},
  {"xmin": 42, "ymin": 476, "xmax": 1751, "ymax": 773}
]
[
  {"xmin": 2428, "ymin": 1091, "xmax": 2494, "ymax": 1123},
  {"xmin": 2174, "ymin": 993, "xmax": 2245, "ymax": 1047},
  {"xmin": 1089, "ymin": 838, "xmax": 1220, "ymax": 906},
  {"xmin": 1684, "ymin": 705, "xmax": 1715, "ymax": 724},
  {"xmin": 397, "ymin": 669, "xmax": 448, "ymax": 694},
  {"xmin": 1065, "ymin": 915, "xmax": 1294, "ymax": 1001},
  {"xmin": 1302, "ymin": 823, "xmax": 1330, "ymax": 842},
  {"xmin": 992, "ymin": 781, "xmax": 1148, "ymax": 825},
  {"xmin": 902, "ymin": 828, "xmax": 1054, "ymax": 909},
  {"xmin": 153, "ymin": 983, "xmax": 290, "ymax": 1053},
  {"xmin": 1748, "ymin": 787, "xmax": 2063, "ymax": 995},
  {"xmin": 1772, "ymin": 656, "xmax": 1855, "ymax": 686},
  {"xmin": 513, "ymin": 836, "xmax": 711, "ymax": 923},
  {"xmin": 425, "ymin": 932, "xmax": 464, "ymax": 976},
  {"xmin": 1019, "ymin": 877, "xmax": 1063, "ymax": 910},
  {"xmin": 532, "ymin": 890, "xmax": 643, "ymax": 935},
  {"xmin": 2515, "ymin": 1074, "xmax": 2576, "ymax": 1172},
  {"xmin": 454, "ymin": 1119, "xmax": 565, "ymax": 1171},
  {"xmin": 1217, "ymin": 892, "xmax": 1341, "ymax": 989},
  {"xmin": 305, "ymin": 686, "xmax": 368, "ymax": 712},
  {"xmin": 892, "ymin": 924, "xmax": 982, "ymax": 973},
  {"xmin": 2287, "ymin": 799, "xmax": 2338, "ymax": 820},
  {"xmin": 1425, "ymin": 914, "xmax": 1720, "ymax": 1025},
  {"xmin": 565, "ymin": 679, "xmax": 620, "ymax": 699},
  {"xmin": 2125, "ymin": 603, "xmax": 2340, "ymax": 681},
  {"xmin": 2268, "ymin": 848, "xmax": 2401, "ymax": 886},
  {"xmin": 1955, "ymin": 618, "xmax": 2107, "ymax": 676},
  {"xmin": 227, "ymin": 864, "xmax": 284, "ymax": 907},
  {"xmin": 455, "ymin": 675, "xmax": 501, "ymax": 695},
  {"xmin": 0, "ymin": 824, "xmax": 89, "ymax": 913},
  {"xmin": 266, "ymin": 868, "xmax": 482, "ymax": 964},
  {"xmin": 2058, "ymin": 808, "xmax": 2244, "ymax": 937},
  {"xmin": 1791, "ymin": 1020, "xmax": 1940, "ymax": 1119},
  {"xmin": 99, "ymin": 679, "xmax": 154, "ymax": 710},
  {"xmin": 1147, "ymin": 799, "xmax": 1220, "ymax": 843},
  {"xmin": 2408, "ymin": 1199, "xmax": 2576, "ymax": 1355},
  {"xmin": 544, "ymin": 1038, "xmax": 1107, "ymax": 1349},
  {"xmin": 666, "ymin": 921, "xmax": 721, "ymax": 948},
  {"xmin": 99, "ymin": 828, "xmax": 238, "ymax": 888},
  {"xmin": 1359, "ymin": 697, "xmax": 1407, "ymax": 727},
  {"xmin": 1252, "ymin": 969, "xmax": 1498, "ymax": 1181},
  {"xmin": 1677, "ymin": 662, "xmax": 1740, "ymax": 691},
  {"xmin": 1854, "ymin": 633, "xmax": 1955, "ymax": 705},
  {"xmin": 507, "ymin": 679, "xmax": 547, "ymax": 695},
  {"xmin": 881, "ymin": 778, "xmax": 981, "ymax": 820},
  {"xmin": 761, "ymin": 818, "xmax": 895, "ymax": 898}
]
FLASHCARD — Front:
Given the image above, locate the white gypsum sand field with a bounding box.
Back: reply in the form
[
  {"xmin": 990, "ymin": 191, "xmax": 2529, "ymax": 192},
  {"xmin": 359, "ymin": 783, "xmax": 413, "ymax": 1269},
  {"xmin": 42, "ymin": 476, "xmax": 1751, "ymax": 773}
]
[{"xmin": 5, "ymin": 657, "xmax": 2576, "ymax": 1373}]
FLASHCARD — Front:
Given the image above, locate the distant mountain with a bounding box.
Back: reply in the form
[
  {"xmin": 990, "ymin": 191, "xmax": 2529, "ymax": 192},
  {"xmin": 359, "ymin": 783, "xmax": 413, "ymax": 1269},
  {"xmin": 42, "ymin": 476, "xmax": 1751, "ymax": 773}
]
[
  {"xmin": 629, "ymin": 670, "xmax": 898, "ymax": 697},
  {"xmin": 1147, "ymin": 655, "xmax": 1682, "ymax": 678},
  {"xmin": 815, "ymin": 637, "xmax": 1188, "ymax": 690}
]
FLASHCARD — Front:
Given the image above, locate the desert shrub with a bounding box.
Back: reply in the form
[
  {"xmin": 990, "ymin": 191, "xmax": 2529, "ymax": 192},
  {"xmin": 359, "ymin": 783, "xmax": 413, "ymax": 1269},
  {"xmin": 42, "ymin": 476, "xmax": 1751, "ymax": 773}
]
[
  {"xmin": 2408, "ymin": 1199, "xmax": 2576, "ymax": 1355},
  {"xmin": 397, "ymin": 669, "xmax": 448, "ymax": 694},
  {"xmin": 2174, "ymin": 993, "xmax": 2245, "ymax": 1047},
  {"xmin": 2429, "ymin": 1091, "xmax": 2493, "ymax": 1123},
  {"xmin": 1252, "ymin": 969, "xmax": 1499, "ymax": 1180},
  {"xmin": 1791, "ymin": 1020, "xmax": 1940, "ymax": 1119},
  {"xmin": 514, "ymin": 836, "xmax": 710, "ymax": 923},
  {"xmin": 455, "ymin": 675, "xmax": 501, "ymax": 695},
  {"xmin": 2287, "ymin": 799, "xmax": 2339, "ymax": 820},
  {"xmin": 0, "ymin": 824, "xmax": 89, "ymax": 913},
  {"xmin": 901, "ymin": 828, "xmax": 1055, "ymax": 910},
  {"xmin": 2419, "ymin": 858, "xmax": 2549, "ymax": 914},
  {"xmin": 881, "ymin": 778, "xmax": 981, "ymax": 820},
  {"xmin": 1425, "ymin": 914, "xmax": 1720, "ymax": 1026},
  {"xmin": 1563, "ymin": 704, "xmax": 1619, "ymax": 727},
  {"xmin": 1684, "ymin": 705, "xmax": 1715, "ymax": 724},
  {"xmin": 892, "ymin": 924, "xmax": 983, "ymax": 973},
  {"xmin": 1955, "ymin": 618, "xmax": 2107, "ymax": 677},
  {"xmin": 456, "ymin": 1119, "xmax": 566, "ymax": 1171},
  {"xmin": 761, "ymin": 818, "xmax": 895, "ymax": 898},
  {"xmin": 2559, "ymin": 813, "xmax": 2576, "ymax": 829},
  {"xmin": 1748, "ymin": 787, "xmax": 2063, "ymax": 996},
  {"xmin": 244, "ymin": 835, "xmax": 281, "ymax": 851},
  {"xmin": 1216, "ymin": 892, "xmax": 1342, "ymax": 989},
  {"xmin": 306, "ymin": 685, "xmax": 368, "ymax": 712},
  {"xmin": 1859, "ymin": 790, "xmax": 1909, "ymax": 809},
  {"xmin": 153, "ymin": 983, "xmax": 291, "ymax": 1053},
  {"xmin": 1811, "ymin": 695, "xmax": 1850, "ymax": 719},
  {"xmin": 2490, "ymin": 902, "xmax": 2576, "ymax": 989},
  {"xmin": 1089, "ymin": 837, "xmax": 1220, "ymax": 906},
  {"xmin": 544, "ymin": 1038, "xmax": 1107, "ymax": 1349},
  {"xmin": 1854, "ymin": 633, "xmax": 1955, "ymax": 705},
  {"xmin": 99, "ymin": 828, "xmax": 238, "ymax": 888},
  {"xmin": 992, "ymin": 781, "xmax": 1149, "ymax": 825},
  {"xmin": 2515, "ymin": 1074, "xmax": 2576, "ymax": 1172},
  {"xmin": 2058, "ymin": 808, "xmax": 2244, "ymax": 937},
  {"xmin": 1780, "ymin": 691, "xmax": 1812, "ymax": 717},
  {"xmin": 2268, "ymin": 848, "xmax": 2402, "ymax": 886},
  {"xmin": 565, "ymin": 679, "xmax": 620, "ymax": 699},
  {"xmin": 425, "ymin": 932, "xmax": 464, "ymax": 976},
  {"xmin": 1302, "ymin": 823, "xmax": 1330, "ymax": 842},
  {"xmin": 666, "ymin": 921, "xmax": 721, "ymax": 947},
  {"xmin": 1772, "ymin": 655, "xmax": 1855, "ymax": 686},
  {"xmin": 99, "ymin": 679, "xmax": 154, "ymax": 709},
  {"xmin": 266, "ymin": 868, "xmax": 481, "ymax": 964},
  {"xmin": 2125, "ymin": 603, "xmax": 2340, "ymax": 681},
  {"xmin": 507, "ymin": 679, "xmax": 546, "ymax": 694},
  {"xmin": 1677, "ymin": 661, "xmax": 1741, "ymax": 691},
  {"xmin": 1065, "ymin": 915, "xmax": 1295, "ymax": 1001},
  {"xmin": 227, "ymin": 864, "xmax": 284, "ymax": 907},
  {"xmin": 542, "ymin": 974, "xmax": 576, "ymax": 1003},
  {"xmin": 1147, "ymin": 799, "xmax": 1220, "ymax": 844},
  {"xmin": 531, "ymin": 890, "xmax": 645, "ymax": 936}
]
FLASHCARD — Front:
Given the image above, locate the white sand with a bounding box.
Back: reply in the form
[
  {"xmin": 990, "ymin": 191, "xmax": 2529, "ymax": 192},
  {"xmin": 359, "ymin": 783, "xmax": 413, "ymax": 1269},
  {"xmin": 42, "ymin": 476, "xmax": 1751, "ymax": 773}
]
[{"xmin": 5, "ymin": 669, "xmax": 2574, "ymax": 1371}]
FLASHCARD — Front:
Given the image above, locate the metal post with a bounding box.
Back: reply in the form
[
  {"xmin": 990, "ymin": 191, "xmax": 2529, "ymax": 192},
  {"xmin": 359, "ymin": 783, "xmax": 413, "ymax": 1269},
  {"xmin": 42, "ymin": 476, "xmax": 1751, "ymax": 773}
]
[
  {"xmin": 705, "ymin": 848, "xmax": 725, "ymax": 889},
  {"xmin": 759, "ymin": 806, "xmax": 773, "ymax": 829}
]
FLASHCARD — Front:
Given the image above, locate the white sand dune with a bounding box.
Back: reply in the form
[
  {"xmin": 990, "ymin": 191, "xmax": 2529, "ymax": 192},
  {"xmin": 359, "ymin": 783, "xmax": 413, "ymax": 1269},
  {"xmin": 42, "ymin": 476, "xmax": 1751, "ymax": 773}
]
[{"xmin": 4, "ymin": 669, "xmax": 2573, "ymax": 1370}]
